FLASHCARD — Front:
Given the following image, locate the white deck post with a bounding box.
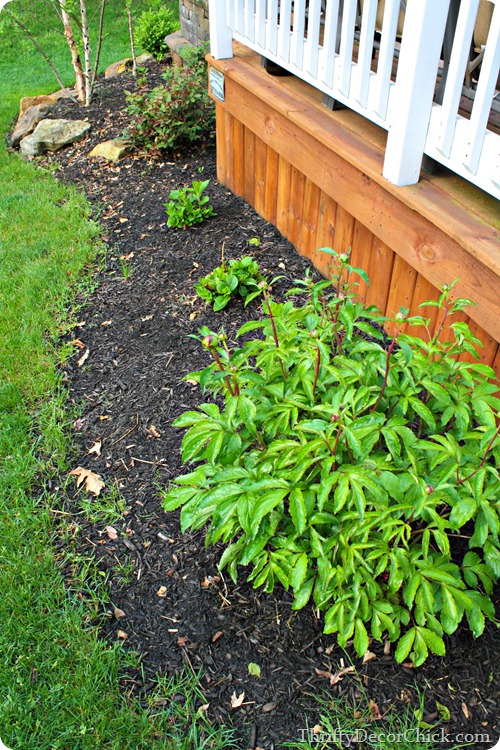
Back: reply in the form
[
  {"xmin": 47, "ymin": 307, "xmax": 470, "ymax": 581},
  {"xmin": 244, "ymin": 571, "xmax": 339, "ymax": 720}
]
[
  {"xmin": 209, "ymin": 0, "xmax": 234, "ymax": 59},
  {"xmin": 383, "ymin": 0, "xmax": 450, "ymax": 186}
]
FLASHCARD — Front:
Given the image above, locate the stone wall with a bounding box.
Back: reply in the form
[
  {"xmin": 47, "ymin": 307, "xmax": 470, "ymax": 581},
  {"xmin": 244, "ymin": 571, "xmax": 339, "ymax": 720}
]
[{"xmin": 179, "ymin": 0, "xmax": 210, "ymax": 45}]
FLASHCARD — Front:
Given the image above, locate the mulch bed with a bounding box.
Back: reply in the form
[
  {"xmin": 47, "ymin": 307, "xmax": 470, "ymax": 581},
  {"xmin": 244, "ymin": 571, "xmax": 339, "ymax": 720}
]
[{"xmin": 23, "ymin": 60, "xmax": 499, "ymax": 749}]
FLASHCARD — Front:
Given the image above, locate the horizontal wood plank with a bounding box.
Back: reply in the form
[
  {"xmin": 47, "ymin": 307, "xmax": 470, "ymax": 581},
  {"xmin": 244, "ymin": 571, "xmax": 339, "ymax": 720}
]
[
  {"xmin": 209, "ymin": 48, "xmax": 500, "ymax": 380},
  {"xmin": 209, "ymin": 53, "xmax": 500, "ymax": 342}
]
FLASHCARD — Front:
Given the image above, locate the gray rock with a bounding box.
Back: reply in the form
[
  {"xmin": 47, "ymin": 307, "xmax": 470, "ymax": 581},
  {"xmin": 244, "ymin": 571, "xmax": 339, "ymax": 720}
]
[
  {"xmin": 10, "ymin": 103, "xmax": 52, "ymax": 148},
  {"xmin": 18, "ymin": 90, "xmax": 72, "ymax": 119},
  {"xmin": 104, "ymin": 59, "xmax": 130, "ymax": 78},
  {"xmin": 20, "ymin": 119, "xmax": 91, "ymax": 156},
  {"xmin": 104, "ymin": 53, "xmax": 153, "ymax": 78},
  {"xmin": 89, "ymin": 138, "xmax": 133, "ymax": 163}
]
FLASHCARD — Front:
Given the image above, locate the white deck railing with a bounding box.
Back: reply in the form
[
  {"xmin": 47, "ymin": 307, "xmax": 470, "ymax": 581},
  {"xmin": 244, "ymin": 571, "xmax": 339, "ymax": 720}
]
[{"xmin": 209, "ymin": 0, "xmax": 500, "ymax": 200}]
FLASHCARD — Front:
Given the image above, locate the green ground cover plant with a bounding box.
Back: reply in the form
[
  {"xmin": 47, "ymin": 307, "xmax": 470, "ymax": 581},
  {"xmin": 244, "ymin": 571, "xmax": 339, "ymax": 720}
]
[
  {"xmin": 125, "ymin": 43, "xmax": 215, "ymax": 155},
  {"xmin": 195, "ymin": 255, "xmax": 265, "ymax": 310},
  {"xmin": 166, "ymin": 178, "xmax": 216, "ymax": 228},
  {"xmin": 163, "ymin": 251, "xmax": 500, "ymax": 667},
  {"xmin": 194, "ymin": 255, "xmax": 264, "ymax": 311}
]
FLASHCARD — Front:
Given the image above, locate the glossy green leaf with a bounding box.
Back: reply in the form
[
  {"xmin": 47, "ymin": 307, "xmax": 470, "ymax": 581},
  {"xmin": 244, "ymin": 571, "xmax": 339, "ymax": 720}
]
[
  {"xmin": 292, "ymin": 576, "xmax": 315, "ymax": 610},
  {"xmin": 290, "ymin": 552, "xmax": 309, "ymax": 592},
  {"xmin": 289, "ymin": 487, "xmax": 307, "ymax": 535},
  {"xmin": 419, "ymin": 627, "xmax": 446, "ymax": 656},
  {"xmin": 353, "ymin": 618, "xmax": 369, "ymax": 657},
  {"xmin": 394, "ymin": 627, "xmax": 416, "ymax": 663},
  {"xmin": 449, "ymin": 496, "xmax": 477, "ymax": 528},
  {"xmin": 249, "ymin": 489, "xmax": 289, "ymax": 537},
  {"xmin": 483, "ymin": 540, "xmax": 500, "ymax": 578}
]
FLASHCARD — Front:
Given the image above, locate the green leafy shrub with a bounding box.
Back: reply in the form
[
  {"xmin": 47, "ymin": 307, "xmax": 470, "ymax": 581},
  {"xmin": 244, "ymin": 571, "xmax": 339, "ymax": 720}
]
[
  {"xmin": 163, "ymin": 250, "xmax": 500, "ymax": 666},
  {"xmin": 134, "ymin": 5, "xmax": 179, "ymax": 60},
  {"xmin": 179, "ymin": 41, "xmax": 210, "ymax": 73},
  {"xmin": 125, "ymin": 51, "xmax": 215, "ymax": 155},
  {"xmin": 195, "ymin": 256, "xmax": 265, "ymax": 311},
  {"xmin": 165, "ymin": 179, "xmax": 216, "ymax": 229}
]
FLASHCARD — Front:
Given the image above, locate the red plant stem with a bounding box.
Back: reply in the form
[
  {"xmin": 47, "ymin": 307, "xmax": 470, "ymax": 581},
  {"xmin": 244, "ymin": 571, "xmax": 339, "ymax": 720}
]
[
  {"xmin": 231, "ymin": 370, "xmax": 240, "ymax": 396},
  {"xmin": 371, "ymin": 330, "xmax": 399, "ymax": 413},
  {"xmin": 433, "ymin": 297, "xmax": 450, "ymax": 346},
  {"xmin": 264, "ymin": 289, "xmax": 288, "ymax": 381},
  {"xmin": 312, "ymin": 345, "xmax": 321, "ymax": 395},
  {"xmin": 457, "ymin": 423, "xmax": 500, "ymax": 486},
  {"xmin": 210, "ymin": 348, "xmax": 234, "ymax": 396},
  {"xmin": 219, "ymin": 337, "xmax": 240, "ymax": 395},
  {"xmin": 331, "ymin": 425, "xmax": 343, "ymax": 458},
  {"xmin": 329, "ymin": 300, "xmax": 344, "ymax": 355}
]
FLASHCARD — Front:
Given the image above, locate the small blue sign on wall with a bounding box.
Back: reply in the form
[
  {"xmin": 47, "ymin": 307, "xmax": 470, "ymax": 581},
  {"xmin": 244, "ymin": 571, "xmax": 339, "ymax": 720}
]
[{"xmin": 209, "ymin": 67, "xmax": 225, "ymax": 102}]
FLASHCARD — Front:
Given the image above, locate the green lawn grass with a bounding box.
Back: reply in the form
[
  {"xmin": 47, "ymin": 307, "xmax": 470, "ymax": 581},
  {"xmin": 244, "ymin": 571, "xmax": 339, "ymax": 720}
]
[{"xmin": 0, "ymin": 3, "xmax": 236, "ymax": 748}]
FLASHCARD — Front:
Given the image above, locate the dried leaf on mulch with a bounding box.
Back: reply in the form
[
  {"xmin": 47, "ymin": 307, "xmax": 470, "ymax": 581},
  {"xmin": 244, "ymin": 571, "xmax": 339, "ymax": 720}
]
[{"xmin": 69, "ymin": 466, "xmax": 104, "ymax": 495}]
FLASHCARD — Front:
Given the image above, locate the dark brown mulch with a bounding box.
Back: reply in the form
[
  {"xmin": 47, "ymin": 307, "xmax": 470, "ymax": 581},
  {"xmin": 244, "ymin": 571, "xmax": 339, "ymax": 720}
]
[{"xmin": 32, "ymin": 61, "xmax": 499, "ymax": 750}]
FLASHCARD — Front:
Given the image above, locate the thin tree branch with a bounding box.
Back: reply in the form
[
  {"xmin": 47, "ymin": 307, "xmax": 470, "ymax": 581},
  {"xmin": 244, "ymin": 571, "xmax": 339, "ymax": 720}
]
[
  {"xmin": 91, "ymin": 0, "xmax": 107, "ymax": 89},
  {"xmin": 6, "ymin": 11, "xmax": 77, "ymax": 103},
  {"xmin": 126, "ymin": 3, "xmax": 137, "ymax": 75}
]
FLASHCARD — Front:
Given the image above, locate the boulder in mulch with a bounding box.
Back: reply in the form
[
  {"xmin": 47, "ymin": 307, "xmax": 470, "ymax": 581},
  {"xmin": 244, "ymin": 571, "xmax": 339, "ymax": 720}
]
[
  {"xmin": 19, "ymin": 89, "xmax": 73, "ymax": 119},
  {"xmin": 104, "ymin": 53, "xmax": 152, "ymax": 78},
  {"xmin": 20, "ymin": 119, "xmax": 91, "ymax": 156},
  {"xmin": 104, "ymin": 58, "xmax": 130, "ymax": 78},
  {"xmin": 88, "ymin": 138, "xmax": 133, "ymax": 162},
  {"xmin": 10, "ymin": 103, "xmax": 52, "ymax": 148}
]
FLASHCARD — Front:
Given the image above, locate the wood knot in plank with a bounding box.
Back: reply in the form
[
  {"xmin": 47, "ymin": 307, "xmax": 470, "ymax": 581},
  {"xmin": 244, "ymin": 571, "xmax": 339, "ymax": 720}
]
[{"xmin": 417, "ymin": 243, "xmax": 437, "ymax": 263}]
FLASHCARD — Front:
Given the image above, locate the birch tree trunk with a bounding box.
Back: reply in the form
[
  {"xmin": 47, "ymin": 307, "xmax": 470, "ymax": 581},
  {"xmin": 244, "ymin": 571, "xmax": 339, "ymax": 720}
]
[
  {"xmin": 79, "ymin": 0, "xmax": 92, "ymax": 105},
  {"xmin": 126, "ymin": 3, "xmax": 137, "ymax": 76},
  {"xmin": 59, "ymin": 0, "xmax": 85, "ymax": 102}
]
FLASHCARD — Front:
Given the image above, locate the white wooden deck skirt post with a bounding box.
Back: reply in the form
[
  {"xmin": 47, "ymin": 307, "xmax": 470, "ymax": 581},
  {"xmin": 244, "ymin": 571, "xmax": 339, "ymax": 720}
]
[
  {"xmin": 383, "ymin": 0, "xmax": 450, "ymax": 186},
  {"xmin": 209, "ymin": 0, "xmax": 234, "ymax": 59}
]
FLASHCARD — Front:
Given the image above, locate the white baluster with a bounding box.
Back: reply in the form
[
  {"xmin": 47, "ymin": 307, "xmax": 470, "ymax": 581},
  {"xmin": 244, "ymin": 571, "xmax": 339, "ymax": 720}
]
[
  {"xmin": 209, "ymin": 0, "xmax": 234, "ymax": 58},
  {"xmin": 463, "ymin": 0, "xmax": 500, "ymax": 174},
  {"xmin": 383, "ymin": 0, "xmax": 450, "ymax": 185}
]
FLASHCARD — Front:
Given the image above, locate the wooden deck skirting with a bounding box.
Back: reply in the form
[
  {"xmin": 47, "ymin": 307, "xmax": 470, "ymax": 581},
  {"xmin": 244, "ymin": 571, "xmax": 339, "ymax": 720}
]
[{"xmin": 207, "ymin": 44, "xmax": 500, "ymax": 377}]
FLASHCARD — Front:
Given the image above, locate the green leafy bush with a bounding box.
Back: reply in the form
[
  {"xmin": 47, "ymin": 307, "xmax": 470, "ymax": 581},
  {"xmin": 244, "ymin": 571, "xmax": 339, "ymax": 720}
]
[
  {"xmin": 125, "ymin": 49, "xmax": 215, "ymax": 155},
  {"xmin": 195, "ymin": 256, "xmax": 265, "ymax": 310},
  {"xmin": 165, "ymin": 179, "xmax": 216, "ymax": 229},
  {"xmin": 163, "ymin": 251, "xmax": 500, "ymax": 666},
  {"xmin": 134, "ymin": 5, "xmax": 179, "ymax": 60},
  {"xmin": 179, "ymin": 41, "xmax": 210, "ymax": 73}
]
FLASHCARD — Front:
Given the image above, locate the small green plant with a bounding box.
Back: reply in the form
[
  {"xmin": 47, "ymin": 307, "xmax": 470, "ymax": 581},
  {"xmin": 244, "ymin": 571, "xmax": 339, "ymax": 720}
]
[
  {"xmin": 125, "ymin": 46, "xmax": 215, "ymax": 155},
  {"xmin": 134, "ymin": 65, "xmax": 148, "ymax": 88},
  {"xmin": 120, "ymin": 257, "xmax": 133, "ymax": 279},
  {"xmin": 134, "ymin": 5, "xmax": 179, "ymax": 60},
  {"xmin": 247, "ymin": 662, "xmax": 261, "ymax": 677},
  {"xmin": 165, "ymin": 179, "xmax": 216, "ymax": 229},
  {"xmin": 195, "ymin": 255, "xmax": 265, "ymax": 310},
  {"xmin": 78, "ymin": 479, "xmax": 127, "ymax": 525},
  {"xmin": 114, "ymin": 560, "xmax": 136, "ymax": 588},
  {"xmin": 163, "ymin": 250, "xmax": 500, "ymax": 667}
]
